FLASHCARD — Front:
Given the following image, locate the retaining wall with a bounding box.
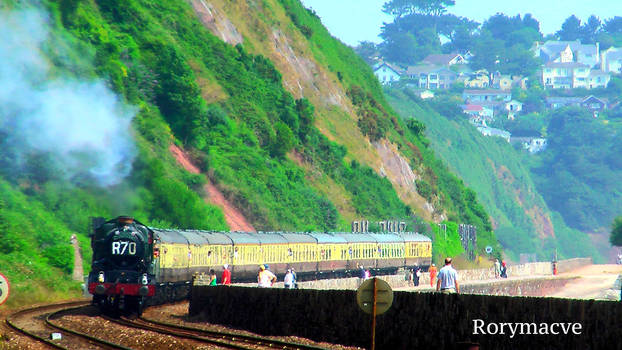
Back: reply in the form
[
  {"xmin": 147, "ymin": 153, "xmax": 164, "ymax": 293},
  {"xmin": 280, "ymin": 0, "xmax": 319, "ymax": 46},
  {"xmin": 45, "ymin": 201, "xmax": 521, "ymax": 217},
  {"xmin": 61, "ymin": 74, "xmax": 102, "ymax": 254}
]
[
  {"xmin": 225, "ymin": 258, "xmax": 592, "ymax": 291},
  {"xmin": 190, "ymin": 283, "xmax": 621, "ymax": 349}
]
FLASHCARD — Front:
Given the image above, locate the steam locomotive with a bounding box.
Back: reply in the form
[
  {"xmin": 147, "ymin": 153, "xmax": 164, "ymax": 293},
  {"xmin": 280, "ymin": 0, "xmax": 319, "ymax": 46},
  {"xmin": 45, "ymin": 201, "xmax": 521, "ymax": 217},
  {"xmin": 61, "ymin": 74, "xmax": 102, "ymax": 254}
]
[{"xmin": 88, "ymin": 216, "xmax": 432, "ymax": 314}]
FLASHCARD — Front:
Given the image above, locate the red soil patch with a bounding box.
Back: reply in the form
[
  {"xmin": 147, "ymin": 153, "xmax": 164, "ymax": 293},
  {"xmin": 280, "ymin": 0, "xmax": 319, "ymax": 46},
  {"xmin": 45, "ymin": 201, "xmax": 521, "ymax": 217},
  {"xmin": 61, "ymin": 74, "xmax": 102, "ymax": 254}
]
[{"xmin": 169, "ymin": 144, "xmax": 255, "ymax": 232}]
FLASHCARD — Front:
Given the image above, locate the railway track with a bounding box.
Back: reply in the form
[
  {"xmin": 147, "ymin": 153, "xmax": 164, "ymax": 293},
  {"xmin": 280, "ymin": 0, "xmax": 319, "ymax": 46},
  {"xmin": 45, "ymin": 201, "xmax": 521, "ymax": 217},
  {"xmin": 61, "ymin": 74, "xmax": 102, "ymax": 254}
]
[
  {"xmin": 102, "ymin": 314, "xmax": 327, "ymax": 350},
  {"xmin": 5, "ymin": 300, "xmax": 132, "ymax": 350}
]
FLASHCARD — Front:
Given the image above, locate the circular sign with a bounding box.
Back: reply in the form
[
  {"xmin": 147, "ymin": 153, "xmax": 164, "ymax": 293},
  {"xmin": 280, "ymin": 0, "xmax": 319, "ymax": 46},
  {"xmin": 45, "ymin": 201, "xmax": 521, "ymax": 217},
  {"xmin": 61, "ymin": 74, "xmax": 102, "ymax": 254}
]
[
  {"xmin": 0, "ymin": 273, "xmax": 10, "ymax": 305},
  {"xmin": 356, "ymin": 277, "xmax": 393, "ymax": 315},
  {"xmin": 485, "ymin": 246, "xmax": 493, "ymax": 254}
]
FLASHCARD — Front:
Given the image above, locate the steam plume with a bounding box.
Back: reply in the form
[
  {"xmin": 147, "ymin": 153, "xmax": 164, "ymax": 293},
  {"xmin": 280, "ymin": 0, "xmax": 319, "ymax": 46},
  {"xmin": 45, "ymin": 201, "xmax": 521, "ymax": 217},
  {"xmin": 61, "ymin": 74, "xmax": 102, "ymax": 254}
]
[{"xmin": 0, "ymin": 8, "xmax": 136, "ymax": 187}]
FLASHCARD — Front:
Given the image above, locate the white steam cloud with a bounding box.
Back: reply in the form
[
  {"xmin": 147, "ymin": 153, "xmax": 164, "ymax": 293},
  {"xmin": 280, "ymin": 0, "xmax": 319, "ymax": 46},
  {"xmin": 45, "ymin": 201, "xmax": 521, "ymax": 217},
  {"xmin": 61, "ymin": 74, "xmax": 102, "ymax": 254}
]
[{"xmin": 0, "ymin": 8, "xmax": 136, "ymax": 187}]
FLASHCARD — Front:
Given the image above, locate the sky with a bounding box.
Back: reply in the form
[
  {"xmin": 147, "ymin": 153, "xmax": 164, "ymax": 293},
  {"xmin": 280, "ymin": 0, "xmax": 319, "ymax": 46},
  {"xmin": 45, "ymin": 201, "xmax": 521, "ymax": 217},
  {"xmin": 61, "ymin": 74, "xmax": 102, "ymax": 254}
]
[{"xmin": 300, "ymin": 0, "xmax": 622, "ymax": 46}]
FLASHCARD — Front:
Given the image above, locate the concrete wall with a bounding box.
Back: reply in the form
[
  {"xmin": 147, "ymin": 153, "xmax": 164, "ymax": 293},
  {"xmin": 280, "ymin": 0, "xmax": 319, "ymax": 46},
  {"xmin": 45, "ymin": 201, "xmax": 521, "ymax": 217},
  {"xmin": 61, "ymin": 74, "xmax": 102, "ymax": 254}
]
[
  {"xmin": 460, "ymin": 276, "xmax": 577, "ymax": 296},
  {"xmin": 222, "ymin": 258, "xmax": 592, "ymax": 291},
  {"xmin": 190, "ymin": 283, "xmax": 621, "ymax": 349}
]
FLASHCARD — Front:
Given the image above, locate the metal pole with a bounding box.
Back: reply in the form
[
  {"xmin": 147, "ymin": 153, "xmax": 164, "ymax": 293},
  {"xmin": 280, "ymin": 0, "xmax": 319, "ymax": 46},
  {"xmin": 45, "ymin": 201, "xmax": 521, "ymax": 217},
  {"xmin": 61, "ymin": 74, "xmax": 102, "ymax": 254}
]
[{"xmin": 371, "ymin": 277, "xmax": 377, "ymax": 350}]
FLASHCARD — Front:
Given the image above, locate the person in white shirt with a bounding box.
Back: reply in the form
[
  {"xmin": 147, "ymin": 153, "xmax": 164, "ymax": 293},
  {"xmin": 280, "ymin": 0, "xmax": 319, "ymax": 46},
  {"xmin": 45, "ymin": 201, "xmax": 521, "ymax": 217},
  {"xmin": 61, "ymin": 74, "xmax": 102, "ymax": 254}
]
[
  {"xmin": 494, "ymin": 259, "xmax": 501, "ymax": 278},
  {"xmin": 284, "ymin": 269, "xmax": 294, "ymax": 289},
  {"xmin": 257, "ymin": 265, "xmax": 276, "ymax": 287},
  {"xmin": 436, "ymin": 257, "xmax": 460, "ymax": 294}
]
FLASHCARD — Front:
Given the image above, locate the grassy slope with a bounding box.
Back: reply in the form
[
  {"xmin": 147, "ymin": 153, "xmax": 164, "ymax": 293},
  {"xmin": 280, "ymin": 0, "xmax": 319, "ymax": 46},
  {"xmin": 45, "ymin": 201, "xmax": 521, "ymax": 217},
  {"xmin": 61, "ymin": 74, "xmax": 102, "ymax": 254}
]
[{"xmin": 385, "ymin": 88, "xmax": 601, "ymax": 262}]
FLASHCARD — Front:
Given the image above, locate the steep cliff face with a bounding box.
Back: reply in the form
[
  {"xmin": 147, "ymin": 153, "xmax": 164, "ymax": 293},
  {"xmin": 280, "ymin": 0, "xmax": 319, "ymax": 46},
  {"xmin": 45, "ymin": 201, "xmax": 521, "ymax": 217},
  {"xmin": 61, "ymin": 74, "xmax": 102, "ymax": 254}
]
[{"xmin": 184, "ymin": 0, "xmax": 438, "ymax": 222}]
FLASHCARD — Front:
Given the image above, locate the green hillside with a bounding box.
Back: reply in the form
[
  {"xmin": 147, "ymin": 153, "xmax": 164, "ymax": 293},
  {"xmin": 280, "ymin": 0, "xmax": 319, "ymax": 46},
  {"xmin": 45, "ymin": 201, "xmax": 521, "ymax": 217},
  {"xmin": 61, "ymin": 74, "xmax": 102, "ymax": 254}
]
[
  {"xmin": 0, "ymin": 0, "xmax": 500, "ymax": 306},
  {"xmin": 385, "ymin": 87, "xmax": 601, "ymax": 262}
]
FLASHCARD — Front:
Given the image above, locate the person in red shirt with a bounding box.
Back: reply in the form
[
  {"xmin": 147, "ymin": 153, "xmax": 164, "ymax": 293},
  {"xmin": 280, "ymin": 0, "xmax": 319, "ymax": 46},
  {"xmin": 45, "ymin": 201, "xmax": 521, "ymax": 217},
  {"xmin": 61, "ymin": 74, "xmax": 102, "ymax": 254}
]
[{"xmin": 221, "ymin": 264, "xmax": 231, "ymax": 285}]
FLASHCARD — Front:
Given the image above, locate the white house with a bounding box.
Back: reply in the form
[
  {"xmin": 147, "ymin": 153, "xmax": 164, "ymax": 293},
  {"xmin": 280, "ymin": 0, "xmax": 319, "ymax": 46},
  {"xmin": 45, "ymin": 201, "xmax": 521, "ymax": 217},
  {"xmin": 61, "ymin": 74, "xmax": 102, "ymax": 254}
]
[
  {"xmin": 419, "ymin": 90, "xmax": 435, "ymax": 99},
  {"xmin": 588, "ymin": 69, "xmax": 610, "ymax": 89},
  {"xmin": 476, "ymin": 126, "xmax": 511, "ymax": 142},
  {"xmin": 601, "ymin": 47, "xmax": 622, "ymax": 73},
  {"xmin": 505, "ymin": 100, "xmax": 523, "ymax": 119},
  {"xmin": 533, "ymin": 40, "xmax": 600, "ymax": 67},
  {"xmin": 542, "ymin": 62, "xmax": 591, "ymax": 89},
  {"xmin": 511, "ymin": 137, "xmax": 547, "ymax": 153},
  {"xmin": 463, "ymin": 89, "xmax": 512, "ymax": 103},
  {"xmin": 406, "ymin": 64, "xmax": 458, "ymax": 89},
  {"xmin": 373, "ymin": 62, "xmax": 402, "ymax": 85}
]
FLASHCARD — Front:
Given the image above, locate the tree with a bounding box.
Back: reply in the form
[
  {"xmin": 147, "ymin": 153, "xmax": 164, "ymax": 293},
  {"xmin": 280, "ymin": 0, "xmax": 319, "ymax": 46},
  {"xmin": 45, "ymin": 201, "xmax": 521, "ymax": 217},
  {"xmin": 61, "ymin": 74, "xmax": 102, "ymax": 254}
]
[
  {"xmin": 556, "ymin": 15, "xmax": 582, "ymax": 41},
  {"xmin": 522, "ymin": 13, "xmax": 540, "ymax": 32},
  {"xmin": 379, "ymin": 30, "xmax": 421, "ymax": 64},
  {"xmin": 580, "ymin": 15, "xmax": 601, "ymax": 43},
  {"xmin": 355, "ymin": 41, "xmax": 379, "ymax": 65},
  {"xmin": 469, "ymin": 29, "xmax": 505, "ymax": 72},
  {"xmin": 604, "ymin": 16, "xmax": 622, "ymax": 34},
  {"xmin": 382, "ymin": 0, "xmax": 455, "ymax": 18},
  {"xmin": 610, "ymin": 215, "xmax": 622, "ymax": 246}
]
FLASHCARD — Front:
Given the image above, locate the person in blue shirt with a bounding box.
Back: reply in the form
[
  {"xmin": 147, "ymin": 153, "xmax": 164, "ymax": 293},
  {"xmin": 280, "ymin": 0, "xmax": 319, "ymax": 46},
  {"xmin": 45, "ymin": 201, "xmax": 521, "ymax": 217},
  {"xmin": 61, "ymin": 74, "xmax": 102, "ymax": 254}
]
[{"xmin": 436, "ymin": 257, "xmax": 460, "ymax": 294}]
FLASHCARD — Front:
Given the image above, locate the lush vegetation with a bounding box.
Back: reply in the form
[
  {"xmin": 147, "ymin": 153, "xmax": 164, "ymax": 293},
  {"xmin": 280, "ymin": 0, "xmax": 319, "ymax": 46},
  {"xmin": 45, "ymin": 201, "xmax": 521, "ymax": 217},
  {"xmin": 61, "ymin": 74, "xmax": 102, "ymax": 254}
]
[
  {"xmin": 610, "ymin": 215, "xmax": 622, "ymax": 246},
  {"xmin": 530, "ymin": 107, "xmax": 622, "ymax": 232},
  {"xmin": 385, "ymin": 87, "xmax": 601, "ymax": 261},
  {"xmin": 0, "ymin": 0, "xmax": 504, "ymax": 305}
]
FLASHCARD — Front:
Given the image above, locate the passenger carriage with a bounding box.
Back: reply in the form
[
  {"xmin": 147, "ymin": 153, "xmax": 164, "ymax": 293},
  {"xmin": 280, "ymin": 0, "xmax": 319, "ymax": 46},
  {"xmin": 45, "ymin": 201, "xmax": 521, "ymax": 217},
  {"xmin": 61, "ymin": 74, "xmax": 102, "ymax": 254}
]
[
  {"xmin": 336, "ymin": 233, "xmax": 378, "ymax": 272},
  {"xmin": 279, "ymin": 232, "xmax": 319, "ymax": 279},
  {"xmin": 367, "ymin": 233, "xmax": 405, "ymax": 270},
  {"xmin": 403, "ymin": 232, "xmax": 432, "ymax": 268},
  {"xmin": 308, "ymin": 233, "xmax": 348, "ymax": 277}
]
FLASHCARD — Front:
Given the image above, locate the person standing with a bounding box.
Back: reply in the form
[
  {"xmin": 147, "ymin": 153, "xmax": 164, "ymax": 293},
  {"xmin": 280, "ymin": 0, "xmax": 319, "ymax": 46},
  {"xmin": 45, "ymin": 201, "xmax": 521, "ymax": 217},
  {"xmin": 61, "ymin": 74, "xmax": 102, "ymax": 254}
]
[
  {"xmin": 291, "ymin": 268, "xmax": 297, "ymax": 288},
  {"xmin": 494, "ymin": 259, "xmax": 501, "ymax": 279},
  {"xmin": 221, "ymin": 264, "xmax": 231, "ymax": 285},
  {"xmin": 405, "ymin": 269, "xmax": 414, "ymax": 287},
  {"xmin": 500, "ymin": 261, "xmax": 508, "ymax": 278},
  {"xmin": 436, "ymin": 257, "xmax": 459, "ymax": 294},
  {"xmin": 284, "ymin": 269, "xmax": 294, "ymax": 289},
  {"xmin": 209, "ymin": 269, "xmax": 217, "ymax": 286},
  {"xmin": 257, "ymin": 265, "xmax": 277, "ymax": 287},
  {"xmin": 413, "ymin": 266, "xmax": 421, "ymax": 286},
  {"xmin": 429, "ymin": 263, "xmax": 438, "ymax": 288}
]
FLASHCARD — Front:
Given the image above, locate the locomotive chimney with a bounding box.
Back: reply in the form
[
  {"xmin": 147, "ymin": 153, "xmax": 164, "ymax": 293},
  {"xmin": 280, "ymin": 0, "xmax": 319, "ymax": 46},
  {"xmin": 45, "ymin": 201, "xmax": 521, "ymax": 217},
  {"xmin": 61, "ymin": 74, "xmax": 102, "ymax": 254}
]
[{"xmin": 90, "ymin": 217, "xmax": 106, "ymax": 236}]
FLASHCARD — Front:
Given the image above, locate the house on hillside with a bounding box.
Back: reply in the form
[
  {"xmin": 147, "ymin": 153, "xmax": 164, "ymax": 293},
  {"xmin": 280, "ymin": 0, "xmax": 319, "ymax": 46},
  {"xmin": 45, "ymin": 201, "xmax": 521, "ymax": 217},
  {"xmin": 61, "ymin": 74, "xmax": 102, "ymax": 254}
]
[
  {"xmin": 511, "ymin": 137, "xmax": 547, "ymax": 153},
  {"xmin": 462, "ymin": 104, "xmax": 483, "ymax": 117},
  {"xmin": 422, "ymin": 53, "xmax": 467, "ymax": 66},
  {"xmin": 542, "ymin": 62, "xmax": 592, "ymax": 89},
  {"xmin": 533, "ymin": 40, "xmax": 600, "ymax": 67},
  {"xmin": 419, "ymin": 90, "xmax": 435, "ymax": 99},
  {"xmin": 464, "ymin": 69, "xmax": 490, "ymax": 88},
  {"xmin": 463, "ymin": 89, "xmax": 512, "ymax": 103},
  {"xmin": 476, "ymin": 126, "xmax": 511, "ymax": 142},
  {"xmin": 462, "ymin": 104, "xmax": 494, "ymax": 120},
  {"xmin": 545, "ymin": 96, "xmax": 583, "ymax": 109},
  {"xmin": 588, "ymin": 70, "xmax": 610, "ymax": 89},
  {"xmin": 581, "ymin": 95, "xmax": 608, "ymax": 117},
  {"xmin": 600, "ymin": 47, "xmax": 622, "ymax": 73},
  {"xmin": 545, "ymin": 95, "xmax": 609, "ymax": 116},
  {"xmin": 373, "ymin": 62, "xmax": 403, "ymax": 84},
  {"xmin": 491, "ymin": 72, "xmax": 512, "ymax": 90},
  {"xmin": 505, "ymin": 100, "xmax": 523, "ymax": 119},
  {"xmin": 406, "ymin": 65, "xmax": 457, "ymax": 89}
]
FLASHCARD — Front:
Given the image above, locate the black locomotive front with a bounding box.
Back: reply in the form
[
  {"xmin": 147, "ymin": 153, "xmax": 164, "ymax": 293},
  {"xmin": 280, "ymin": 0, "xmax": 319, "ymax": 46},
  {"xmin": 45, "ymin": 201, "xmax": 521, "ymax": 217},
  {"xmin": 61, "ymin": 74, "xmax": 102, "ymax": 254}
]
[{"xmin": 88, "ymin": 216, "xmax": 155, "ymax": 314}]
